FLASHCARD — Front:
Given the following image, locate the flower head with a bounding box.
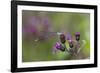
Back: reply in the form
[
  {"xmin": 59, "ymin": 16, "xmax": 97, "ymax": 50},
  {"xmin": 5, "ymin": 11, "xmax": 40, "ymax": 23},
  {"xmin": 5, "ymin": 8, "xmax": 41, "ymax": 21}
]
[
  {"xmin": 69, "ymin": 40, "xmax": 73, "ymax": 48},
  {"xmin": 55, "ymin": 42, "xmax": 62, "ymax": 50},
  {"xmin": 75, "ymin": 32, "xmax": 80, "ymax": 36},
  {"xmin": 52, "ymin": 42, "xmax": 62, "ymax": 54},
  {"xmin": 75, "ymin": 32, "xmax": 80, "ymax": 41},
  {"xmin": 66, "ymin": 34, "xmax": 74, "ymax": 48},
  {"xmin": 52, "ymin": 42, "xmax": 66, "ymax": 54},
  {"xmin": 67, "ymin": 33, "xmax": 72, "ymax": 41},
  {"xmin": 60, "ymin": 33, "xmax": 66, "ymax": 44}
]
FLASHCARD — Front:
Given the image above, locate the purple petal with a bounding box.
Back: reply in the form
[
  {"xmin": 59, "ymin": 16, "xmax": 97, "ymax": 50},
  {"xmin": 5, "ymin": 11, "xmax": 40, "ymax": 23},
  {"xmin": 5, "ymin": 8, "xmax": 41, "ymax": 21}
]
[
  {"xmin": 52, "ymin": 42, "xmax": 61, "ymax": 54},
  {"xmin": 66, "ymin": 33, "xmax": 72, "ymax": 40},
  {"xmin": 55, "ymin": 42, "xmax": 62, "ymax": 50},
  {"xmin": 75, "ymin": 32, "xmax": 80, "ymax": 36}
]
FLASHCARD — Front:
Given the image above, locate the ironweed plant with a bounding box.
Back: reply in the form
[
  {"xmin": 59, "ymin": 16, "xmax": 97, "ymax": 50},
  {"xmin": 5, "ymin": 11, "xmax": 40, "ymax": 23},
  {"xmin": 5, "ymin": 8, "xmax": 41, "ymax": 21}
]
[{"xmin": 53, "ymin": 32, "xmax": 86, "ymax": 58}]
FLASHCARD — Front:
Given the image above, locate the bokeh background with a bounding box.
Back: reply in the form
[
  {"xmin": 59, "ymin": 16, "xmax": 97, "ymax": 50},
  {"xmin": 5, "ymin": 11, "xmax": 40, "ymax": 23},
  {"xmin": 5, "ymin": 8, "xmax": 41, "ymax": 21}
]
[{"xmin": 22, "ymin": 10, "xmax": 90, "ymax": 62}]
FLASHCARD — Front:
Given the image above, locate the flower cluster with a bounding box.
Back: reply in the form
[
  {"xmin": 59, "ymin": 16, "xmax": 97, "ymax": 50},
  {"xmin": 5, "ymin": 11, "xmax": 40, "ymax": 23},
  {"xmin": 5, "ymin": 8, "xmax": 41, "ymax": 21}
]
[{"xmin": 53, "ymin": 32, "xmax": 81, "ymax": 56}]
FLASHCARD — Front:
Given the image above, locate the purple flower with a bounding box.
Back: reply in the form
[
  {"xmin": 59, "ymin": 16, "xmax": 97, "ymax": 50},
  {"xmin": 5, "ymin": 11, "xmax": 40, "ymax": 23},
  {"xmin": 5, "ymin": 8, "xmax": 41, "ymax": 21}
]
[
  {"xmin": 23, "ymin": 16, "xmax": 51, "ymax": 41},
  {"xmin": 22, "ymin": 23, "xmax": 39, "ymax": 39},
  {"xmin": 66, "ymin": 34, "xmax": 74, "ymax": 48},
  {"xmin": 75, "ymin": 32, "xmax": 80, "ymax": 36},
  {"xmin": 23, "ymin": 25, "xmax": 37, "ymax": 33},
  {"xmin": 60, "ymin": 34, "xmax": 66, "ymax": 44},
  {"xmin": 66, "ymin": 33, "xmax": 72, "ymax": 41},
  {"xmin": 40, "ymin": 16, "xmax": 50, "ymax": 31},
  {"xmin": 75, "ymin": 32, "xmax": 80, "ymax": 41},
  {"xmin": 69, "ymin": 40, "xmax": 73, "ymax": 48},
  {"xmin": 52, "ymin": 42, "xmax": 66, "ymax": 54},
  {"xmin": 55, "ymin": 42, "xmax": 62, "ymax": 50},
  {"xmin": 52, "ymin": 42, "xmax": 62, "ymax": 54}
]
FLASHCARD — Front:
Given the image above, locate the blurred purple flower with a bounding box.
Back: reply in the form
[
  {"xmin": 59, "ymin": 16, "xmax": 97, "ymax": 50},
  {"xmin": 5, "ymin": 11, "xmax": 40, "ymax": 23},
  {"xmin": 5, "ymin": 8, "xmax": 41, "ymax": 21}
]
[
  {"xmin": 40, "ymin": 16, "xmax": 51, "ymax": 31},
  {"xmin": 23, "ymin": 25, "xmax": 37, "ymax": 34},
  {"xmin": 23, "ymin": 16, "xmax": 51, "ymax": 41},
  {"xmin": 27, "ymin": 16, "xmax": 39, "ymax": 26},
  {"xmin": 66, "ymin": 33, "xmax": 72, "ymax": 41}
]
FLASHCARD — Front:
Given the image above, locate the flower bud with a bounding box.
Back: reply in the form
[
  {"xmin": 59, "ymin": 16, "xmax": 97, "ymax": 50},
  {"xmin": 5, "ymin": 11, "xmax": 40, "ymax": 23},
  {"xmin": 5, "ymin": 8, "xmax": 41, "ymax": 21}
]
[
  {"xmin": 75, "ymin": 32, "xmax": 80, "ymax": 41},
  {"xmin": 55, "ymin": 42, "xmax": 62, "ymax": 50},
  {"xmin": 54, "ymin": 42, "xmax": 65, "ymax": 51},
  {"xmin": 60, "ymin": 34, "xmax": 66, "ymax": 44},
  {"xmin": 69, "ymin": 40, "xmax": 73, "ymax": 48}
]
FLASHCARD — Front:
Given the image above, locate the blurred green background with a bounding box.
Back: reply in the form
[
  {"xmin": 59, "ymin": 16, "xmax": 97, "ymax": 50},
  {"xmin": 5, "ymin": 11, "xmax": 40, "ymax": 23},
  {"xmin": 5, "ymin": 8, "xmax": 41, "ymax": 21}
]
[{"xmin": 22, "ymin": 10, "xmax": 90, "ymax": 62}]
